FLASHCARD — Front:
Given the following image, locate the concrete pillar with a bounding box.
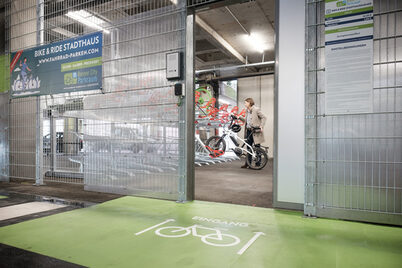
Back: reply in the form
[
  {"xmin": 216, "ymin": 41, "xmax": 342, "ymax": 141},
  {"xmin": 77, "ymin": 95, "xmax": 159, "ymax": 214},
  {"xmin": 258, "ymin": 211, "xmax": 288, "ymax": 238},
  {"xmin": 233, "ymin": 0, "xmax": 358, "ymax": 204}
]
[{"xmin": 274, "ymin": 0, "xmax": 305, "ymax": 208}]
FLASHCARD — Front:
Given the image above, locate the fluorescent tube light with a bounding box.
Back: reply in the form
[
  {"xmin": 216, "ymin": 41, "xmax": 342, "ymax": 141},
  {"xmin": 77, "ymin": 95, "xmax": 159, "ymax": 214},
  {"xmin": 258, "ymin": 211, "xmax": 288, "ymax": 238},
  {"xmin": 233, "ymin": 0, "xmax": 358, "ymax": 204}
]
[
  {"xmin": 66, "ymin": 10, "xmax": 110, "ymax": 34},
  {"xmin": 51, "ymin": 27, "xmax": 77, "ymax": 38},
  {"xmin": 244, "ymin": 33, "xmax": 267, "ymax": 53}
]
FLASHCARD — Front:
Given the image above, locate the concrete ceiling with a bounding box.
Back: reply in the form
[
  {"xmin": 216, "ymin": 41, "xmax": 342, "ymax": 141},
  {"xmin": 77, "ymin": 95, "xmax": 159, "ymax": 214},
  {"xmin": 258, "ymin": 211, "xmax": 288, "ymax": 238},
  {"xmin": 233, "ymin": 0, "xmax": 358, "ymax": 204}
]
[
  {"xmin": 195, "ymin": 0, "xmax": 275, "ymax": 72},
  {"xmin": 37, "ymin": 0, "xmax": 275, "ymax": 77}
]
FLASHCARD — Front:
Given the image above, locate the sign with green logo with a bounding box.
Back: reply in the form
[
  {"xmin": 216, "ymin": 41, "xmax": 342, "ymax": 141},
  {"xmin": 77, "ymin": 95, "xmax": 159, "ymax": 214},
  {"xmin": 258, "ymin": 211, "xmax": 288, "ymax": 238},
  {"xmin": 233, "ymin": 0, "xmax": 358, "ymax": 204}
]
[
  {"xmin": 10, "ymin": 32, "xmax": 102, "ymax": 98},
  {"xmin": 324, "ymin": 0, "xmax": 373, "ymax": 114}
]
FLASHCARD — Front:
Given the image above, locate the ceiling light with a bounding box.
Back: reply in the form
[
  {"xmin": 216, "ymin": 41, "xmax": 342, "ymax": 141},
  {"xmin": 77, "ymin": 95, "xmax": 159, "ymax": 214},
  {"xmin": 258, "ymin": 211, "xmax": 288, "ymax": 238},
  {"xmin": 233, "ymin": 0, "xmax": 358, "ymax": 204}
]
[
  {"xmin": 51, "ymin": 27, "xmax": 77, "ymax": 38},
  {"xmin": 66, "ymin": 10, "xmax": 110, "ymax": 34},
  {"xmin": 244, "ymin": 33, "xmax": 267, "ymax": 53}
]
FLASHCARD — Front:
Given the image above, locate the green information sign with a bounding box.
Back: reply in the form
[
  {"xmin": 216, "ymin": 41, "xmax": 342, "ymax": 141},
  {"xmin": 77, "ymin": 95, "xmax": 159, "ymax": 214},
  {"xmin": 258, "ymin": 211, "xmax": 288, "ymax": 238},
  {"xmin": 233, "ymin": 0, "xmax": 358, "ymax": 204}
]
[{"xmin": 10, "ymin": 32, "xmax": 103, "ymax": 98}]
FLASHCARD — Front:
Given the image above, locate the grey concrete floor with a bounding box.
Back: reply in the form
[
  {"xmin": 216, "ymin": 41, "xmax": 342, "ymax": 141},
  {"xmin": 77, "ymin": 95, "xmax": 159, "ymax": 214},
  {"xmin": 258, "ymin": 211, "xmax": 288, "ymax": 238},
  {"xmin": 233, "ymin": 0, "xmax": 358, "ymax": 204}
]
[
  {"xmin": 195, "ymin": 159, "xmax": 273, "ymax": 208},
  {"xmin": 1, "ymin": 159, "xmax": 273, "ymax": 209}
]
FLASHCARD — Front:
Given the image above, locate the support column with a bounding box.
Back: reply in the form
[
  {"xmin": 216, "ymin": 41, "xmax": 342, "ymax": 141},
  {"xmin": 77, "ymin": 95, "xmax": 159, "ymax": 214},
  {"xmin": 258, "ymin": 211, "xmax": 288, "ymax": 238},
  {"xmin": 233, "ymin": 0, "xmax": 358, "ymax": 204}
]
[
  {"xmin": 34, "ymin": 0, "xmax": 44, "ymax": 185},
  {"xmin": 179, "ymin": 13, "xmax": 195, "ymax": 202},
  {"xmin": 273, "ymin": 0, "xmax": 305, "ymax": 209}
]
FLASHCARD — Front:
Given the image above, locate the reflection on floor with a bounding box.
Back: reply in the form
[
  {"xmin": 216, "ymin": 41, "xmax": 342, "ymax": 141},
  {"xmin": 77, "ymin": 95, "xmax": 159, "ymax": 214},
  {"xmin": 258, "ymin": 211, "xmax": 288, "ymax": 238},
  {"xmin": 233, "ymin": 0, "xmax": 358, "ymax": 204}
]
[
  {"xmin": 0, "ymin": 196, "xmax": 401, "ymax": 268},
  {"xmin": 195, "ymin": 159, "xmax": 273, "ymax": 208}
]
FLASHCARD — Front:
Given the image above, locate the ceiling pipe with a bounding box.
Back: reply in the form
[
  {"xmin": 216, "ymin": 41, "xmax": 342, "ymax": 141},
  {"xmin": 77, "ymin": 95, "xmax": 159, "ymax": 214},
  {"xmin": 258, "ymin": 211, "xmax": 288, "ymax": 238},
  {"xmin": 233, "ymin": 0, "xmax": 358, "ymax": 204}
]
[
  {"xmin": 196, "ymin": 71, "xmax": 275, "ymax": 82},
  {"xmin": 225, "ymin": 6, "xmax": 249, "ymax": 35},
  {"xmin": 195, "ymin": 61, "xmax": 275, "ymax": 75}
]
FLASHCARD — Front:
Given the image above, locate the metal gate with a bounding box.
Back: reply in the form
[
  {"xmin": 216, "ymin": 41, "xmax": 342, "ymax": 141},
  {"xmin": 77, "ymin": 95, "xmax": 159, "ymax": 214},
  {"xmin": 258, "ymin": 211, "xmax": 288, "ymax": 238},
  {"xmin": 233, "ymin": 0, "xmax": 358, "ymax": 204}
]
[
  {"xmin": 4, "ymin": 0, "xmax": 188, "ymax": 200},
  {"xmin": 305, "ymin": 0, "xmax": 402, "ymax": 225}
]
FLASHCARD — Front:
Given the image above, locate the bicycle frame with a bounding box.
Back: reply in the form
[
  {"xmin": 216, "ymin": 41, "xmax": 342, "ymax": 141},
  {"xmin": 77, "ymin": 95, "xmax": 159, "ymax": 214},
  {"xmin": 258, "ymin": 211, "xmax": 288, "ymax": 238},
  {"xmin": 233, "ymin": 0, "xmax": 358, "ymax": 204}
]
[
  {"xmin": 217, "ymin": 120, "xmax": 257, "ymax": 158},
  {"xmin": 171, "ymin": 224, "xmax": 226, "ymax": 240}
]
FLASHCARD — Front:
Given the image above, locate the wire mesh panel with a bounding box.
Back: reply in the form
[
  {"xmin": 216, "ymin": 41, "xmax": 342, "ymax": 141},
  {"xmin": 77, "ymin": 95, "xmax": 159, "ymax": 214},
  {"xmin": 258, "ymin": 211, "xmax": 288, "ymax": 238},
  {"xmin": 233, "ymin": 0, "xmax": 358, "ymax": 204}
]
[
  {"xmin": 186, "ymin": 0, "xmax": 220, "ymax": 8},
  {"xmin": 5, "ymin": 0, "xmax": 187, "ymax": 200},
  {"xmin": 8, "ymin": 97, "xmax": 38, "ymax": 181},
  {"xmin": 0, "ymin": 93, "xmax": 8, "ymax": 182},
  {"xmin": 305, "ymin": 0, "xmax": 402, "ymax": 225},
  {"xmin": 41, "ymin": 94, "xmax": 84, "ymax": 184}
]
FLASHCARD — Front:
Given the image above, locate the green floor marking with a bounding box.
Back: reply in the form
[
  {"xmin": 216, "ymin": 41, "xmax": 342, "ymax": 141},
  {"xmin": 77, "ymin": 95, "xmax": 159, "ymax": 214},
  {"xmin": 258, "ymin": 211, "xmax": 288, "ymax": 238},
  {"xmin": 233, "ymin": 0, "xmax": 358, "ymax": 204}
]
[
  {"xmin": 0, "ymin": 196, "xmax": 401, "ymax": 268},
  {"xmin": 0, "ymin": 195, "xmax": 8, "ymax": 199}
]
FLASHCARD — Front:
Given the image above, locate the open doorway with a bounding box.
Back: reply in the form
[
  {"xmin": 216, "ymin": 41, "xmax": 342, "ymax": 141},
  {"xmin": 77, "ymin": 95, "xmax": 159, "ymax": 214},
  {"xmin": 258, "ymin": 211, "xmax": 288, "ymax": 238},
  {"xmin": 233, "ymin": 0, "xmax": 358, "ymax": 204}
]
[{"xmin": 192, "ymin": 0, "xmax": 275, "ymax": 208}]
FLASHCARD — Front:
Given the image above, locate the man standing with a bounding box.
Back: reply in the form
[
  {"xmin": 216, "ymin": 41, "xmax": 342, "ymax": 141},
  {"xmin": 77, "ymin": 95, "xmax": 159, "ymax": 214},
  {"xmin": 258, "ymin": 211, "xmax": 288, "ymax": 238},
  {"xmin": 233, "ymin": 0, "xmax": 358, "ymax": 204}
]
[{"xmin": 240, "ymin": 97, "xmax": 266, "ymax": 168}]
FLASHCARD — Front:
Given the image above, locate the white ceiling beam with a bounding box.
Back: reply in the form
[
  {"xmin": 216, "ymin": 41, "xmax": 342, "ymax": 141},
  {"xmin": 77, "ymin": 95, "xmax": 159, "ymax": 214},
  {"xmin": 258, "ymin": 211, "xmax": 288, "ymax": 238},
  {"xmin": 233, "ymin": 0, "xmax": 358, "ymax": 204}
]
[
  {"xmin": 195, "ymin": 48, "xmax": 221, "ymax": 55},
  {"xmin": 195, "ymin": 15, "xmax": 246, "ymax": 64}
]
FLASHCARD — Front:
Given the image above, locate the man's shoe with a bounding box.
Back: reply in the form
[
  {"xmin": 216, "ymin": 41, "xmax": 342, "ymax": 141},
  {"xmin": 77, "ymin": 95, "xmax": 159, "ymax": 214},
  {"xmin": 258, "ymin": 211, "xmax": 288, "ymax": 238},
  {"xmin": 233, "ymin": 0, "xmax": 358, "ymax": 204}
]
[{"xmin": 241, "ymin": 164, "xmax": 248, "ymax": 168}]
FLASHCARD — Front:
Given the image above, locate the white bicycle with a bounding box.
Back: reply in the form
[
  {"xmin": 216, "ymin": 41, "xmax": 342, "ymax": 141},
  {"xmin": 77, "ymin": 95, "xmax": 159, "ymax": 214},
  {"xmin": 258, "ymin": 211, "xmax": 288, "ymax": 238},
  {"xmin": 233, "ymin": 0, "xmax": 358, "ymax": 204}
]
[{"xmin": 205, "ymin": 115, "xmax": 268, "ymax": 170}]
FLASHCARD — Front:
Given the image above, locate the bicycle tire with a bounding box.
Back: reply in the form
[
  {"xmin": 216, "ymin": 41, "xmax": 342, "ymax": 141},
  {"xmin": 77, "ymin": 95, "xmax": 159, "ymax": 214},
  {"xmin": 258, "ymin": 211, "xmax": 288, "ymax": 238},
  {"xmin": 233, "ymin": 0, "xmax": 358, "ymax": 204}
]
[
  {"xmin": 205, "ymin": 136, "xmax": 226, "ymax": 152},
  {"xmin": 247, "ymin": 147, "xmax": 268, "ymax": 170}
]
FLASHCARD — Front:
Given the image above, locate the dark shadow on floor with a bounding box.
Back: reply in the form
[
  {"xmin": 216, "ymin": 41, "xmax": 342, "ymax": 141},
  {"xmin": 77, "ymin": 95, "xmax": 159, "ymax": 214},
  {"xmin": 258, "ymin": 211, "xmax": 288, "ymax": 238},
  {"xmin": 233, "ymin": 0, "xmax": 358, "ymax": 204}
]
[
  {"xmin": 0, "ymin": 243, "xmax": 86, "ymax": 268},
  {"xmin": 0, "ymin": 178, "xmax": 122, "ymax": 204}
]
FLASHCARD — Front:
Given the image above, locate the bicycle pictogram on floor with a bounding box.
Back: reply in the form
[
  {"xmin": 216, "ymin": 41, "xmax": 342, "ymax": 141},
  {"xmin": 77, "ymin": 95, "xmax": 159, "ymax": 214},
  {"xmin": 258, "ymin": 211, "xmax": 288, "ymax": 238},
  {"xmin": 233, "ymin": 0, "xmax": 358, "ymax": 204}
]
[{"xmin": 135, "ymin": 219, "xmax": 265, "ymax": 255}]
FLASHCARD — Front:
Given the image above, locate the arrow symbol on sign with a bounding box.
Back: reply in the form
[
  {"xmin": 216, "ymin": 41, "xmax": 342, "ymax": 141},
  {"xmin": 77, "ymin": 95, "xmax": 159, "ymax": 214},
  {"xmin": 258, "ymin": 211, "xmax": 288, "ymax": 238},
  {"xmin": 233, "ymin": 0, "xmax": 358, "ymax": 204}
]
[{"xmin": 237, "ymin": 232, "xmax": 265, "ymax": 255}]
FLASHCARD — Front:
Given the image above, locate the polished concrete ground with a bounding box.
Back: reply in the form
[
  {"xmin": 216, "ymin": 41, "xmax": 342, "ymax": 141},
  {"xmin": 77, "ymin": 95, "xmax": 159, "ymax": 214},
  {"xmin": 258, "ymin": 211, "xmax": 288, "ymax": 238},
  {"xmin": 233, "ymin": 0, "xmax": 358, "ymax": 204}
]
[
  {"xmin": 195, "ymin": 159, "xmax": 273, "ymax": 208},
  {"xmin": 0, "ymin": 196, "xmax": 401, "ymax": 268},
  {"xmin": 1, "ymin": 159, "xmax": 272, "ymax": 208}
]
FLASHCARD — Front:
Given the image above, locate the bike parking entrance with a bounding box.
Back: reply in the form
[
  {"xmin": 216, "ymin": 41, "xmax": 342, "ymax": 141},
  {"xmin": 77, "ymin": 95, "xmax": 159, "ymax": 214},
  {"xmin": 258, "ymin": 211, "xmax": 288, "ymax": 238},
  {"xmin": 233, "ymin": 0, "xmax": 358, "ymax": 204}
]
[{"xmin": 190, "ymin": 1, "xmax": 275, "ymax": 209}]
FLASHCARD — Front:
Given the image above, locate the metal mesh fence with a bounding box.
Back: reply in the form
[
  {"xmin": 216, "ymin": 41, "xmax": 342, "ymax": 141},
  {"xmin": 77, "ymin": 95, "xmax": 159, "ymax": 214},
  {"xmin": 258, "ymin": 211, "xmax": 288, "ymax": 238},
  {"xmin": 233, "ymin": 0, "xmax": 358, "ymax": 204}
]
[
  {"xmin": 5, "ymin": 0, "xmax": 187, "ymax": 200},
  {"xmin": 0, "ymin": 93, "xmax": 8, "ymax": 182},
  {"xmin": 305, "ymin": 0, "xmax": 402, "ymax": 223},
  {"xmin": 186, "ymin": 0, "xmax": 220, "ymax": 8}
]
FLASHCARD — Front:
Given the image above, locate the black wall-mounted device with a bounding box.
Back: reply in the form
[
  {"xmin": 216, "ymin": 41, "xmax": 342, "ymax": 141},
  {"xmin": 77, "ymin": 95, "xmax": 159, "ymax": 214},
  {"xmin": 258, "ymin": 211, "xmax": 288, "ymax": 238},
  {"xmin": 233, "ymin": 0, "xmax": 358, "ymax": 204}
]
[{"xmin": 174, "ymin": 83, "xmax": 183, "ymax": 96}]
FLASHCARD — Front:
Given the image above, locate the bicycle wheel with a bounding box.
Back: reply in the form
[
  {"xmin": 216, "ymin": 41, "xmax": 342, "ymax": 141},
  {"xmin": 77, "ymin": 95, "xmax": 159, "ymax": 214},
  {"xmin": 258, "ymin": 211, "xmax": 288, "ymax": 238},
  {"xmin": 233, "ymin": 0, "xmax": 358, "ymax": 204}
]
[
  {"xmin": 155, "ymin": 226, "xmax": 190, "ymax": 238},
  {"xmin": 205, "ymin": 136, "xmax": 226, "ymax": 152},
  {"xmin": 201, "ymin": 233, "xmax": 240, "ymax": 247},
  {"xmin": 247, "ymin": 147, "xmax": 268, "ymax": 170}
]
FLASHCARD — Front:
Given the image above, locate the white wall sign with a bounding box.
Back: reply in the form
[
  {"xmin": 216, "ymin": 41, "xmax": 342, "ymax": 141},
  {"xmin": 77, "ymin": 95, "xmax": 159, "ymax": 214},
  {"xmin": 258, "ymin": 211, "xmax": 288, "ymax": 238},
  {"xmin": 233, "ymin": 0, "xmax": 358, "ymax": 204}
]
[
  {"xmin": 166, "ymin": 52, "xmax": 181, "ymax": 79},
  {"xmin": 325, "ymin": 0, "xmax": 373, "ymax": 114}
]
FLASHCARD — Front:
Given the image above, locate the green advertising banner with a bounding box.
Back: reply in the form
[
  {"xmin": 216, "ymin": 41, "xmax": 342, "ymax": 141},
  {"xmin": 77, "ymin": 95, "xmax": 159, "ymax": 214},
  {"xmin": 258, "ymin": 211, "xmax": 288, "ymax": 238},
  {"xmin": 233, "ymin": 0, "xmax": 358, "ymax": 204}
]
[
  {"xmin": 0, "ymin": 54, "xmax": 9, "ymax": 93},
  {"xmin": 10, "ymin": 32, "xmax": 103, "ymax": 98}
]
